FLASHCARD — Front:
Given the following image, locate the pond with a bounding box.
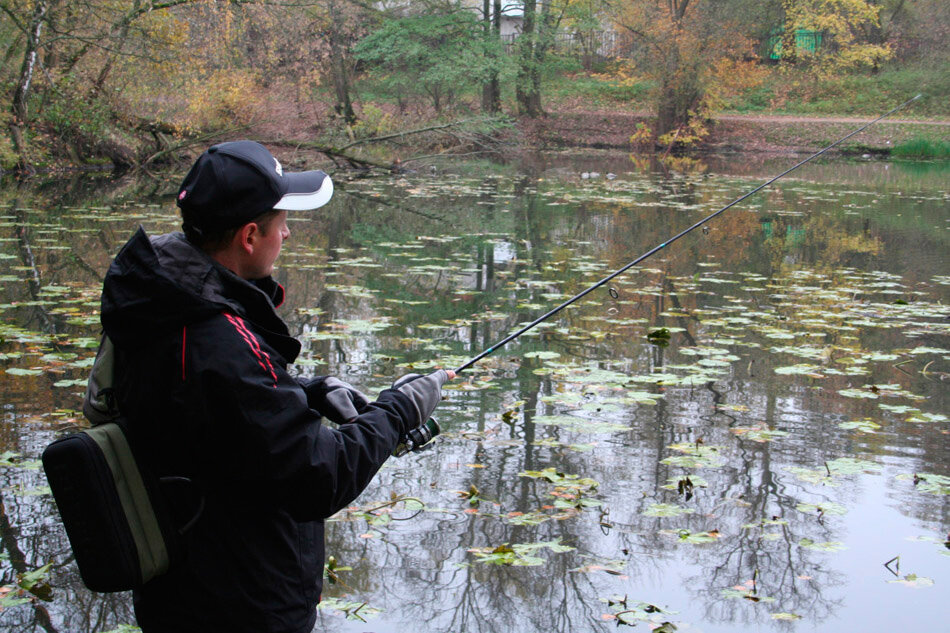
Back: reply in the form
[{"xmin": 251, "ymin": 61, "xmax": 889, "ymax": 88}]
[{"xmin": 0, "ymin": 152, "xmax": 947, "ymax": 632}]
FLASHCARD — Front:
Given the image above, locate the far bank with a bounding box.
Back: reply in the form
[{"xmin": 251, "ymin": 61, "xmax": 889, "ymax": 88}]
[{"xmin": 517, "ymin": 111, "xmax": 950, "ymax": 157}]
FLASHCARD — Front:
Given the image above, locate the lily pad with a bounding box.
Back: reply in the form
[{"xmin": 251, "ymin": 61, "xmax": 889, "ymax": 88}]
[{"xmin": 642, "ymin": 503, "xmax": 695, "ymax": 517}]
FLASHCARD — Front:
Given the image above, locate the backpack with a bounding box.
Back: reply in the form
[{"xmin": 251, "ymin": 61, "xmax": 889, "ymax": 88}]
[{"xmin": 42, "ymin": 335, "xmax": 201, "ymax": 592}]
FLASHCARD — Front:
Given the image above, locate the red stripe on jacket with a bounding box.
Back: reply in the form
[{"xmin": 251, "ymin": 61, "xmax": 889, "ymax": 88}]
[
  {"xmin": 224, "ymin": 313, "xmax": 278, "ymax": 388},
  {"xmin": 181, "ymin": 326, "xmax": 187, "ymax": 381}
]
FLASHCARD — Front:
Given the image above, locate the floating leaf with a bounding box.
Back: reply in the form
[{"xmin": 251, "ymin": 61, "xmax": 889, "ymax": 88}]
[
  {"xmin": 837, "ymin": 388, "xmax": 879, "ymax": 399},
  {"xmin": 771, "ymin": 612, "xmax": 802, "ymax": 620},
  {"xmin": 660, "ymin": 529, "xmax": 721, "ymax": 544},
  {"xmin": 795, "ymin": 502, "xmax": 847, "ymax": 516},
  {"xmin": 799, "ymin": 539, "xmax": 846, "ymax": 552},
  {"xmin": 906, "ymin": 412, "xmax": 948, "ymax": 424},
  {"xmin": 523, "ymin": 351, "xmax": 561, "ymax": 359},
  {"xmin": 5, "ymin": 367, "xmax": 43, "ymax": 376},
  {"xmin": 896, "ymin": 473, "xmax": 950, "ymax": 495},
  {"xmin": 887, "ymin": 574, "xmax": 934, "ymax": 588},
  {"xmin": 838, "ymin": 419, "xmax": 881, "ymax": 433},
  {"xmin": 642, "ymin": 503, "xmax": 695, "ymax": 517},
  {"xmin": 468, "ymin": 539, "xmax": 575, "ymax": 566},
  {"xmin": 774, "ymin": 363, "xmax": 824, "ymax": 376},
  {"xmin": 316, "ymin": 597, "xmax": 381, "ymax": 621},
  {"xmin": 730, "ymin": 425, "xmax": 788, "ymax": 443},
  {"xmin": 661, "ymin": 443, "xmax": 724, "ymax": 468}
]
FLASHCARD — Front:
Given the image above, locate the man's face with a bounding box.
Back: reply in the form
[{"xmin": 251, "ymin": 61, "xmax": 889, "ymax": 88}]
[{"xmin": 246, "ymin": 210, "xmax": 290, "ymax": 279}]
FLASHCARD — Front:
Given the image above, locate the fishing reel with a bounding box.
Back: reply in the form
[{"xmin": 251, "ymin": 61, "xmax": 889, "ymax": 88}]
[{"xmin": 393, "ymin": 418, "xmax": 441, "ymax": 457}]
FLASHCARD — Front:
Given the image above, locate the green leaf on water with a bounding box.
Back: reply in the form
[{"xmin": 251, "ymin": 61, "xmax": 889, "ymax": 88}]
[
  {"xmin": 896, "ymin": 473, "xmax": 950, "ymax": 495},
  {"xmin": 774, "ymin": 363, "xmax": 824, "ymax": 376},
  {"xmin": 837, "ymin": 387, "xmax": 879, "ymax": 399},
  {"xmin": 838, "ymin": 419, "xmax": 881, "ymax": 433},
  {"xmin": 53, "ymin": 378, "xmax": 87, "ymax": 388},
  {"xmin": 887, "ymin": 573, "xmax": 934, "ymax": 588},
  {"xmin": 660, "ymin": 529, "xmax": 721, "ymax": 544},
  {"xmin": 661, "ymin": 443, "xmax": 724, "ymax": 468},
  {"xmin": 879, "ymin": 404, "xmax": 920, "ymax": 415},
  {"xmin": 519, "ymin": 467, "xmax": 599, "ymax": 490},
  {"xmin": 730, "ymin": 426, "xmax": 788, "ymax": 443},
  {"xmin": 532, "ymin": 414, "xmax": 627, "ymax": 433},
  {"xmin": 906, "ymin": 412, "xmax": 948, "ymax": 424},
  {"xmin": 95, "ymin": 624, "xmax": 141, "ymax": 633},
  {"xmin": 771, "ymin": 612, "xmax": 802, "ymax": 620},
  {"xmin": 795, "ymin": 502, "xmax": 847, "ymax": 516},
  {"xmin": 468, "ymin": 539, "xmax": 575, "ymax": 566},
  {"xmin": 523, "ymin": 351, "xmax": 561, "ymax": 359},
  {"xmin": 5, "ymin": 367, "xmax": 43, "ymax": 376},
  {"xmin": 316, "ymin": 596, "xmax": 382, "ymax": 621},
  {"xmin": 506, "ymin": 511, "xmax": 551, "ymax": 526},
  {"xmin": 799, "ymin": 538, "xmax": 846, "ymax": 552},
  {"xmin": 642, "ymin": 503, "xmax": 695, "ymax": 517},
  {"xmin": 721, "ymin": 587, "xmax": 775, "ymax": 603}
]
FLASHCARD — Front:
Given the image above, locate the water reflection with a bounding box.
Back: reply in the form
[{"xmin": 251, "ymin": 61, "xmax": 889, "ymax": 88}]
[{"xmin": 0, "ymin": 155, "xmax": 947, "ymax": 632}]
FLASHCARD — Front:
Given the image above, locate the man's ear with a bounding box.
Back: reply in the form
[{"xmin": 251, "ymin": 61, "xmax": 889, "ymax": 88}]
[{"xmin": 236, "ymin": 222, "xmax": 260, "ymax": 255}]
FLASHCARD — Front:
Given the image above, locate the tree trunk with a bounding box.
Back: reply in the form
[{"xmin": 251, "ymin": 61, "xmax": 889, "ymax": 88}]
[
  {"xmin": 327, "ymin": 0, "xmax": 356, "ymax": 125},
  {"xmin": 516, "ymin": 0, "xmax": 543, "ymax": 117},
  {"xmin": 12, "ymin": 1, "xmax": 48, "ymax": 123},
  {"xmin": 780, "ymin": 0, "xmax": 798, "ymax": 64},
  {"xmin": 9, "ymin": 0, "xmax": 49, "ymax": 171},
  {"xmin": 481, "ymin": 0, "xmax": 501, "ymax": 114}
]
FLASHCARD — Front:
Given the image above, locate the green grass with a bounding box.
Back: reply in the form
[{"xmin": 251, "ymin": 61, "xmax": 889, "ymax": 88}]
[
  {"xmin": 722, "ymin": 64, "xmax": 950, "ymax": 118},
  {"xmin": 891, "ymin": 137, "xmax": 950, "ymax": 158}
]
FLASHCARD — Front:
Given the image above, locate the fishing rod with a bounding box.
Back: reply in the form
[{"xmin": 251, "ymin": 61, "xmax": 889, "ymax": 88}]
[{"xmin": 454, "ymin": 94, "xmax": 923, "ymax": 374}]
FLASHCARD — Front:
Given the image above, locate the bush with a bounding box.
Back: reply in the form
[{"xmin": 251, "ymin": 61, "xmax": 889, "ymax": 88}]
[{"xmin": 891, "ymin": 137, "xmax": 950, "ymax": 158}]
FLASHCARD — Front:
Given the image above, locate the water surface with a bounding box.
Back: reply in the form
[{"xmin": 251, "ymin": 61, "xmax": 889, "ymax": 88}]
[{"xmin": 0, "ymin": 154, "xmax": 947, "ymax": 632}]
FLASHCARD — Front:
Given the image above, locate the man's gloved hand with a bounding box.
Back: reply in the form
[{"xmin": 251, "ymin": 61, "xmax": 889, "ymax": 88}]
[
  {"xmin": 391, "ymin": 369, "xmax": 450, "ymax": 430},
  {"xmin": 302, "ymin": 376, "xmax": 370, "ymax": 424}
]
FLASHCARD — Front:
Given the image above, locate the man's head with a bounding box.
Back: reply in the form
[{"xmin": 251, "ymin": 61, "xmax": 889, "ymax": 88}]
[{"xmin": 177, "ymin": 141, "xmax": 333, "ymax": 278}]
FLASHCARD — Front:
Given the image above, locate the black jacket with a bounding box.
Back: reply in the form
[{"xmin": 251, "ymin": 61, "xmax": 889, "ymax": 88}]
[{"xmin": 101, "ymin": 228, "xmax": 418, "ymax": 633}]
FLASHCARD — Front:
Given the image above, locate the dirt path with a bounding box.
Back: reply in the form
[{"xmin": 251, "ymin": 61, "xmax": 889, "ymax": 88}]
[
  {"xmin": 717, "ymin": 113, "xmax": 950, "ymax": 126},
  {"xmin": 519, "ymin": 110, "xmax": 950, "ymax": 153}
]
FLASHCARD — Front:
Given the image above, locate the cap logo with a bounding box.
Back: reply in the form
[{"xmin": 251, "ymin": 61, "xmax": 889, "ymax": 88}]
[{"xmin": 273, "ymin": 157, "xmax": 283, "ymax": 177}]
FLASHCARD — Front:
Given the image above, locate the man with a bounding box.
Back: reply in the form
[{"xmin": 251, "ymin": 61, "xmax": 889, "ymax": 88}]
[{"xmin": 97, "ymin": 141, "xmax": 452, "ymax": 632}]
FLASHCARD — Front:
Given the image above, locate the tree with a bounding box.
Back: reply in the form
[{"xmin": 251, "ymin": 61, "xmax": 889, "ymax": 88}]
[
  {"xmin": 613, "ymin": 1, "xmax": 757, "ymax": 138},
  {"xmin": 353, "ymin": 10, "xmax": 489, "ymax": 113},
  {"xmin": 0, "ymin": 0, "xmax": 208, "ymax": 169},
  {"xmin": 480, "ymin": 0, "xmax": 502, "ymax": 113},
  {"xmin": 515, "ymin": 0, "xmax": 566, "ymax": 117},
  {"xmin": 779, "ymin": 0, "xmax": 893, "ymax": 73}
]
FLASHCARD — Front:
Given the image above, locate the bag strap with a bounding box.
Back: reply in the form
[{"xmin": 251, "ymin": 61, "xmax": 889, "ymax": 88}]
[
  {"xmin": 82, "ymin": 334, "xmax": 120, "ymax": 425},
  {"xmin": 83, "ymin": 335, "xmax": 206, "ymax": 536}
]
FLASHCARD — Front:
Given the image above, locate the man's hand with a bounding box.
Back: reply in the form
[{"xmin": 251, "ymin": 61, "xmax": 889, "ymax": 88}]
[
  {"xmin": 302, "ymin": 376, "xmax": 370, "ymax": 424},
  {"xmin": 391, "ymin": 369, "xmax": 453, "ymax": 429}
]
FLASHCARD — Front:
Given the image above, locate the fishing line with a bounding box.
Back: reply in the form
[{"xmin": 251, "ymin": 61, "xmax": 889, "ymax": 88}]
[{"xmin": 454, "ymin": 94, "xmax": 923, "ymax": 374}]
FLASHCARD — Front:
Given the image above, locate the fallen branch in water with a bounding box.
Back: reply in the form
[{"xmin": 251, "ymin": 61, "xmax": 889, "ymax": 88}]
[{"xmin": 264, "ymin": 115, "xmax": 511, "ymax": 171}]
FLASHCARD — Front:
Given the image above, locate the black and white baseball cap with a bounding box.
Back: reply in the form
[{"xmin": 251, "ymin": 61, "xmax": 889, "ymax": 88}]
[{"xmin": 177, "ymin": 141, "xmax": 333, "ymax": 233}]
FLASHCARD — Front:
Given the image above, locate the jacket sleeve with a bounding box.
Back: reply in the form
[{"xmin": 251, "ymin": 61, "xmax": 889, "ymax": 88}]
[{"xmin": 187, "ymin": 315, "xmax": 416, "ymax": 521}]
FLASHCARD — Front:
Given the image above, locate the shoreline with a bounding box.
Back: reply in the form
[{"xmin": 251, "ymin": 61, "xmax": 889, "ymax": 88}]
[
  {"xmin": 516, "ymin": 111, "xmax": 950, "ymax": 156},
  {"xmin": 5, "ymin": 111, "xmax": 949, "ymax": 177}
]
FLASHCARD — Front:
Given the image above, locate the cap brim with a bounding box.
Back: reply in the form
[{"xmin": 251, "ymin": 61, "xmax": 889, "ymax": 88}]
[{"xmin": 273, "ymin": 171, "xmax": 333, "ymax": 211}]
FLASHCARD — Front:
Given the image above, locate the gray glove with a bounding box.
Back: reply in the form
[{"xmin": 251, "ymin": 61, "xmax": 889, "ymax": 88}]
[
  {"xmin": 391, "ymin": 369, "xmax": 449, "ymax": 429},
  {"xmin": 303, "ymin": 376, "xmax": 370, "ymax": 424}
]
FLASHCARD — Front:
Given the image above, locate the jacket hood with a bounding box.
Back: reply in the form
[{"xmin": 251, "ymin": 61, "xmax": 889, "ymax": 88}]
[{"xmin": 101, "ymin": 227, "xmax": 289, "ymax": 348}]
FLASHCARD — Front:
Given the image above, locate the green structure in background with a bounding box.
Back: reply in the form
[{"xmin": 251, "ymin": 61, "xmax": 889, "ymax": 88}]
[{"xmin": 768, "ymin": 29, "xmax": 824, "ymax": 60}]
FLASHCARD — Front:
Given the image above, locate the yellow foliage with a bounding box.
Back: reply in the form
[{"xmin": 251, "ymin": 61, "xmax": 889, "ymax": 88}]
[
  {"xmin": 350, "ymin": 104, "xmax": 395, "ymax": 139},
  {"xmin": 629, "ymin": 122, "xmax": 654, "ymax": 148},
  {"xmin": 785, "ymin": 0, "xmax": 894, "ymax": 74},
  {"xmin": 706, "ymin": 59, "xmax": 769, "ymax": 110},
  {"xmin": 657, "ymin": 109, "xmax": 710, "ymax": 148},
  {"xmin": 185, "ymin": 69, "xmax": 264, "ymax": 132}
]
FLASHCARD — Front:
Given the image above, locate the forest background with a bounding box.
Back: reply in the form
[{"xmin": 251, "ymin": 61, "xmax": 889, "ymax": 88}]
[{"xmin": 1, "ymin": 0, "xmax": 948, "ymax": 173}]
